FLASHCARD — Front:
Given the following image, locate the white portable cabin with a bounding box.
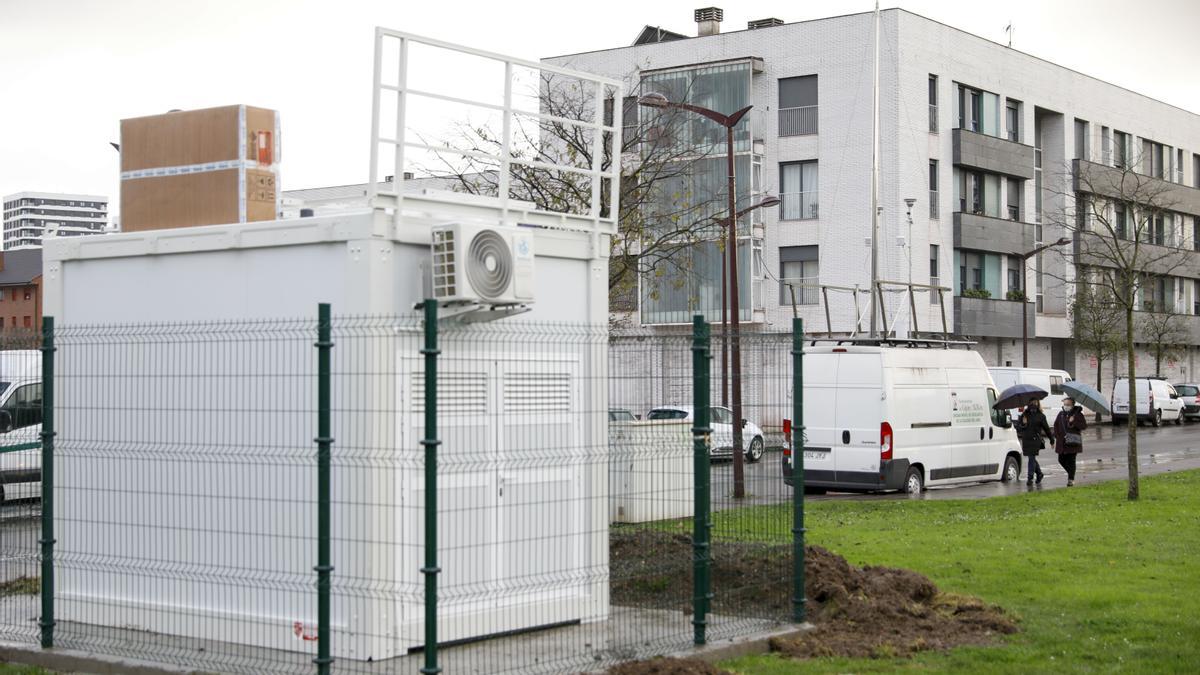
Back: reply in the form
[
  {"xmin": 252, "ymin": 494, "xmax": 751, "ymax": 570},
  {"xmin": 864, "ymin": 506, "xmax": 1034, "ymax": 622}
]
[{"xmin": 41, "ymin": 29, "xmax": 622, "ymax": 661}]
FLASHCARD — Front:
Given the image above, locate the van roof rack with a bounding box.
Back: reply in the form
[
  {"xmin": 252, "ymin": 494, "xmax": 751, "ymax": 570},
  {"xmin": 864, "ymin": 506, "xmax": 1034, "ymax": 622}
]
[{"xmin": 806, "ymin": 336, "xmax": 976, "ymax": 349}]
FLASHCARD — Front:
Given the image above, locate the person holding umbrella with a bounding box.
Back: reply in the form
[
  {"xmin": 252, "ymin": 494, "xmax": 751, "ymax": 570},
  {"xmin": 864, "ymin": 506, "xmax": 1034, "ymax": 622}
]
[
  {"xmin": 1053, "ymin": 396, "xmax": 1088, "ymax": 486},
  {"xmin": 1014, "ymin": 399, "xmax": 1051, "ymax": 485}
]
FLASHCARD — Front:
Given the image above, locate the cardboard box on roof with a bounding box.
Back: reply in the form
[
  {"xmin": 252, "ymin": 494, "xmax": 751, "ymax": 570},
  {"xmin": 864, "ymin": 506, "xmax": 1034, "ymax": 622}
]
[{"xmin": 120, "ymin": 105, "xmax": 280, "ymax": 232}]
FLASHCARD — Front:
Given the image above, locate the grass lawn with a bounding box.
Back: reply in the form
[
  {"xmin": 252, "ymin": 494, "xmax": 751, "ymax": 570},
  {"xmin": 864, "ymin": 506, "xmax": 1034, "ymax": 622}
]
[{"xmin": 719, "ymin": 470, "xmax": 1200, "ymax": 674}]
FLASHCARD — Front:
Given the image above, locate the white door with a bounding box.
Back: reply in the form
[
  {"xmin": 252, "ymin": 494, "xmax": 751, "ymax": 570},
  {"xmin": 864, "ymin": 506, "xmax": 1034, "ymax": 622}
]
[
  {"xmin": 0, "ymin": 381, "xmax": 43, "ymax": 501},
  {"xmin": 494, "ymin": 354, "xmax": 586, "ymax": 608},
  {"xmin": 833, "ymin": 354, "xmax": 883, "ymax": 487}
]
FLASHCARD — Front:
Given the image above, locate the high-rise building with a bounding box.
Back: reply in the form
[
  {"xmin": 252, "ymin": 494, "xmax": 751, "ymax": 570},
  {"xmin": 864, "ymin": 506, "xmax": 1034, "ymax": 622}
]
[
  {"xmin": 544, "ymin": 7, "xmax": 1200, "ymax": 386},
  {"xmin": 2, "ymin": 192, "xmax": 108, "ymax": 250}
]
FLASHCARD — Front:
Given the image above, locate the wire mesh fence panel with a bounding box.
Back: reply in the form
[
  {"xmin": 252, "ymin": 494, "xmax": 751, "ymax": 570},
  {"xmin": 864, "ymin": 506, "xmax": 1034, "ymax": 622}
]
[
  {"xmin": 51, "ymin": 318, "xmax": 321, "ymax": 674},
  {"xmin": 704, "ymin": 329, "xmax": 794, "ymax": 643},
  {"xmin": 0, "ymin": 330, "xmax": 43, "ymax": 647}
]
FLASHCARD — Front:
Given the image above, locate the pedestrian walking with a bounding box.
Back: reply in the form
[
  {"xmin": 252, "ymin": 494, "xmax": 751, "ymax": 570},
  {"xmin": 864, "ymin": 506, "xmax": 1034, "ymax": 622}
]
[
  {"xmin": 1014, "ymin": 399, "xmax": 1051, "ymax": 485},
  {"xmin": 1053, "ymin": 396, "xmax": 1088, "ymax": 486}
]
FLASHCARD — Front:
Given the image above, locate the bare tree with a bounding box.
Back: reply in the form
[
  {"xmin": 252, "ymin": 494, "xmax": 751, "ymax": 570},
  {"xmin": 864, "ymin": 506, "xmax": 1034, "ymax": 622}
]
[
  {"xmin": 1059, "ymin": 157, "xmax": 1191, "ymax": 500},
  {"xmin": 418, "ymin": 75, "xmax": 729, "ymax": 315},
  {"xmin": 1070, "ymin": 276, "xmax": 1123, "ymax": 420},
  {"xmin": 1138, "ymin": 307, "xmax": 1189, "ymax": 376}
]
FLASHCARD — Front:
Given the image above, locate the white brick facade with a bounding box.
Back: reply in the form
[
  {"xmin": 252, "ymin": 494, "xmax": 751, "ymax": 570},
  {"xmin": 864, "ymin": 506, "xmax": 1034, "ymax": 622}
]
[{"xmin": 548, "ymin": 9, "xmax": 1200, "ymax": 392}]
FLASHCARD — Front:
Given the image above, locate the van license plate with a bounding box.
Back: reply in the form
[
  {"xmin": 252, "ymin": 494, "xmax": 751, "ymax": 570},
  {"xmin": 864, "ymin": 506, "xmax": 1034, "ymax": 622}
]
[
  {"xmin": 803, "ymin": 447, "xmax": 831, "ymax": 461},
  {"xmin": 1116, "ymin": 405, "xmax": 1127, "ymax": 411}
]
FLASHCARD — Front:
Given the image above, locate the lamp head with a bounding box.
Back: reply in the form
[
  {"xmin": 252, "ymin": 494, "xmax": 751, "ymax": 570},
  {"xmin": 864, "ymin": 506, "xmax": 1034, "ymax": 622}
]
[
  {"xmin": 637, "ymin": 92, "xmax": 670, "ymax": 108},
  {"xmin": 757, "ymin": 195, "xmax": 781, "ymax": 208},
  {"xmin": 904, "ymin": 198, "xmax": 917, "ymax": 209}
]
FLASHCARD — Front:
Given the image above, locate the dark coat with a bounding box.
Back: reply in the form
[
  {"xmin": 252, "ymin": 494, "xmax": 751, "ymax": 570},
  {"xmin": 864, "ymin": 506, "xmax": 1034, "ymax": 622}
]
[
  {"xmin": 1053, "ymin": 405, "xmax": 1088, "ymax": 454},
  {"xmin": 1014, "ymin": 407, "xmax": 1052, "ymax": 456}
]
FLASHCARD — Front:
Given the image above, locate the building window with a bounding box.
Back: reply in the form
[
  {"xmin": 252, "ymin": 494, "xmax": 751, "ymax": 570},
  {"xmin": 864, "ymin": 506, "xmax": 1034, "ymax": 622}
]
[
  {"xmin": 1008, "ymin": 255, "xmax": 1023, "ymax": 294},
  {"xmin": 928, "ymin": 75, "xmax": 938, "ymax": 132},
  {"xmin": 1114, "ymin": 130, "xmax": 1130, "ymax": 168},
  {"xmin": 929, "ymin": 160, "xmax": 939, "ymax": 219},
  {"xmin": 778, "ymin": 75, "xmax": 818, "ymax": 136},
  {"xmin": 1074, "ymin": 119, "xmax": 1089, "ymax": 161},
  {"xmin": 955, "ymin": 169, "xmax": 1001, "ymax": 218},
  {"xmin": 1005, "ymin": 99, "xmax": 1020, "ymax": 142},
  {"xmin": 1142, "ymin": 139, "xmax": 1166, "ymax": 178},
  {"xmin": 956, "ymin": 83, "xmax": 999, "ymax": 136},
  {"xmin": 1115, "ymin": 202, "xmax": 1128, "ymax": 240},
  {"xmin": 779, "ymin": 245, "xmax": 819, "ymax": 305},
  {"xmin": 1193, "ymin": 216, "xmax": 1200, "ymax": 252},
  {"xmin": 1194, "ymin": 154, "xmax": 1200, "ymax": 189},
  {"xmin": 1007, "ymin": 177, "xmax": 1021, "ymax": 221},
  {"xmin": 930, "ymin": 244, "xmax": 941, "ymax": 305},
  {"xmin": 1194, "ymin": 279, "xmax": 1200, "ymax": 316},
  {"xmin": 780, "ymin": 161, "xmax": 818, "ymax": 220},
  {"xmin": 22, "ymin": 316, "xmax": 30, "ymax": 328}
]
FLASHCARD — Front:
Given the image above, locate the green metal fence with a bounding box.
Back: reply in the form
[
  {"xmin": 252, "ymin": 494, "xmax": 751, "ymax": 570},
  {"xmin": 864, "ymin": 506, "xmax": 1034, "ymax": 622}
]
[{"xmin": 0, "ymin": 310, "xmax": 804, "ymax": 674}]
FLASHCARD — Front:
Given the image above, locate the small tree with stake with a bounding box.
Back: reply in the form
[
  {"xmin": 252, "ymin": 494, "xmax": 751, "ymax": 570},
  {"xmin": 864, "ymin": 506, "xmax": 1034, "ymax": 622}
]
[
  {"xmin": 1059, "ymin": 155, "xmax": 1190, "ymax": 500},
  {"xmin": 1138, "ymin": 307, "xmax": 1189, "ymax": 377}
]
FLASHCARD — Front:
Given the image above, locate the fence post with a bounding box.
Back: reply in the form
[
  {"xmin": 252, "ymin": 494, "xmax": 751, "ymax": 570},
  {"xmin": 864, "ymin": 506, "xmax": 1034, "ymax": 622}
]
[
  {"xmin": 691, "ymin": 315, "xmax": 712, "ymax": 645},
  {"xmin": 314, "ymin": 304, "xmax": 334, "ymax": 675},
  {"xmin": 39, "ymin": 316, "xmax": 56, "ymax": 649},
  {"xmin": 791, "ymin": 318, "xmax": 807, "ymax": 623},
  {"xmin": 420, "ymin": 300, "xmax": 441, "ymax": 674}
]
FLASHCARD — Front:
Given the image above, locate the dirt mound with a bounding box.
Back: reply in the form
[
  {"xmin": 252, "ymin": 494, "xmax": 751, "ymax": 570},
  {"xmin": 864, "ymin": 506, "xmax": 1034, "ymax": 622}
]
[
  {"xmin": 609, "ymin": 529, "xmax": 1017, "ymax": 664},
  {"xmin": 605, "ymin": 657, "xmax": 731, "ymax": 674}
]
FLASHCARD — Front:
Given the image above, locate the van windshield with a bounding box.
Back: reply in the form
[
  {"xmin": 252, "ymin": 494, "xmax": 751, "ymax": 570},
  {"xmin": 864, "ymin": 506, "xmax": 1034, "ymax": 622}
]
[{"xmin": 0, "ymin": 381, "xmax": 8, "ymax": 397}]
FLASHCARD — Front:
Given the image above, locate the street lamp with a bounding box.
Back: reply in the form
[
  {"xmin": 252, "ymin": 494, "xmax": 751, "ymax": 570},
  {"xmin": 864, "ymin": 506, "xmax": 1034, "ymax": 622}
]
[
  {"xmin": 640, "ymin": 92, "xmax": 756, "ymax": 498},
  {"xmin": 1017, "ymin": 237, "xmax": 1071, "ymax": 366},
  {"xmin": 904, "ymin": 198, "xmax": 916, "ymax": 338}
]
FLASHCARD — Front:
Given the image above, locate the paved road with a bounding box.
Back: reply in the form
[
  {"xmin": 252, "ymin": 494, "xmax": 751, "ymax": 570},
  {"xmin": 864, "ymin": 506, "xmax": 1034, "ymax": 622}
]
[{"xmin": 709, "ymin": 421, "xmax": 1200, "ymax": 506}]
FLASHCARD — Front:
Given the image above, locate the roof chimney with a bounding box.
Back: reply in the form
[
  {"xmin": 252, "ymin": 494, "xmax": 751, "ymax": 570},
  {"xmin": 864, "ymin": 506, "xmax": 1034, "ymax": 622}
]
[
  {"xmin": 694, "ymin": 7, "xmax": 723, "ymax": 37},
  {"xmin": 748, "ymin": 18, "xmax": 784, "ymax": 30}
]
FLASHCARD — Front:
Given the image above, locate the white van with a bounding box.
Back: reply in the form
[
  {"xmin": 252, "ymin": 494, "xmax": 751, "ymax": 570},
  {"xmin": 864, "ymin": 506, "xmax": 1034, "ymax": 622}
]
[
  {"xmin": 1111, "ymin": 377, "xmax": 1183, "ymax": 426},
  {"xmin": 782, "ymin": 343, "xmax": 1022, "ymax": 493},
  {"xmin": 0, "ymin": 350, "xmax": 43, "ymax": 502},
  {"xmin": 988, "ymin": 367, "xmax": 1073, "ymax": 420}
]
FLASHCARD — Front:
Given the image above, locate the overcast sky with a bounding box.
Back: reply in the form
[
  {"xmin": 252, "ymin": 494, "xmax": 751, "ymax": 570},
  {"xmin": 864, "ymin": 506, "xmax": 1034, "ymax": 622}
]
[{"xmin": 2, "ymin": 0, "xmax": 1197, "ymax": 215}]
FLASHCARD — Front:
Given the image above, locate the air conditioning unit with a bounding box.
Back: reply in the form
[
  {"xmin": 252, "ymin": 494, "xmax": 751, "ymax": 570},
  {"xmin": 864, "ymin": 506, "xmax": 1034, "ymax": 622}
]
[{"xmin": 431, "ymin": 222, "xmax": 535, "ymax": 305}]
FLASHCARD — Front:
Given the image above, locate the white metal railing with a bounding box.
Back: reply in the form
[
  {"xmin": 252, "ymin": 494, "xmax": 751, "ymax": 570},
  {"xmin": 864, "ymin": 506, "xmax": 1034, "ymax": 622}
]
[
  {"xmin": 780, "ymin": 191, "xmax": 818, "ymax": 220},
  {"xmin": 928, "ymin": 104, "xmax": 938, "ymax": 132},
  {"xmin": 930, "ymin": 277, "xmax": 941, "ymax": 305},
  {"xmin": 929, "ymin": 191, "xmax": 939, "ymax": 219},
  {"xmin": 778, "ymin": 106, "xmax": 818, "ymax": 137},
  {"xmin": 368, "ymin": 28, "xmax": 624, "ymax": 234}
]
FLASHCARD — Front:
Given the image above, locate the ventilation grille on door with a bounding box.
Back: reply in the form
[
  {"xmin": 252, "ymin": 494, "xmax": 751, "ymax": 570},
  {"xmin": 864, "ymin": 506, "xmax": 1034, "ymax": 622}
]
[
  {"xmin": 504, "ymin": 373, "xmax": 571, "ymax": 413},
  {"xmin": 431, "ymin": 228, "xmax": 457, "ymax": 299},
  {"xmin": 412, "ymin": 372, "xmax": 489, "ymax": 414}
]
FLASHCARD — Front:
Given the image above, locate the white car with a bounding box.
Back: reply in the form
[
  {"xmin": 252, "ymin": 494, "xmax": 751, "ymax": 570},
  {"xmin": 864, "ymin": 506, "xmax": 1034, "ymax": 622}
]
[
  {"xmin": 645, "ymin": 405, "xmax": 766, "ymax": 462},
  {"xmin": 0, "ymin": 350, "xmax": 43, "ymax": 503},
  {"xmin": 1111, "ymin": 377, "xmax": 1183, "ymax": 426},
  {"xmin": 1172, "ymin": 384, "xmax": 1200, "ymax": 421}
]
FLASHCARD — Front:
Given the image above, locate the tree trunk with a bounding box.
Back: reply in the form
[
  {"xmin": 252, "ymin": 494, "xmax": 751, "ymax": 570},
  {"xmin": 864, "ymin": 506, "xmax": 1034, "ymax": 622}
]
[
  {"xmin": 1125, "ymin": 306, "xmax": 1139, "ymax": 501},
  {"xmin": 1095, "ymin": 357, "xmax": 1103, "ymax": 423}
]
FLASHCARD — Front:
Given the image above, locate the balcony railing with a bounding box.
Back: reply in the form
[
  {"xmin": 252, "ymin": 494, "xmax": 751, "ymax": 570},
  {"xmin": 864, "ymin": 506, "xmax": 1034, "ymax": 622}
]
[
  {"xmin": 780, "ymin": 191, "xmax": 819, "ymax": 220},
  {"xmin": 929, "ymin": 190, "xmax": 939, "ymax": 219},
  {"xmin": 779, "ymin": 106, "xmax": 818, "ymax": 137},
  {"xmin": 929, "ymin": 104, "xmax": 938, "ymax": 132},
  {"xmin": 779, "ymin": 277, "xmax": 820, "ymax": 306},
  {"xmin": 931, "ymin": 276, "xmax": 942, "ymax": 305}
]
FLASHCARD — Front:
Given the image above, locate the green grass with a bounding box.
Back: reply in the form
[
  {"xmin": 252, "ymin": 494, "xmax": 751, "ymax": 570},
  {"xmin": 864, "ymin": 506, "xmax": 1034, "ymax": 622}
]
[
  {"xmin": 719, "ymin": 470, "xmax": 1200, "ymax": 674},
  {"xmin": 0, "ymin": 664, "xmax": 51, "ymax": 675}
]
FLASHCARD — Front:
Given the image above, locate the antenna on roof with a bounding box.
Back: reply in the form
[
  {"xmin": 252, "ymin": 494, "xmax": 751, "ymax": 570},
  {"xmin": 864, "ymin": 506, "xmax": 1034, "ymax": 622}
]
[{"xmin": 1005, "ymin": 21, "xmax": 1014, "ymax": 48}]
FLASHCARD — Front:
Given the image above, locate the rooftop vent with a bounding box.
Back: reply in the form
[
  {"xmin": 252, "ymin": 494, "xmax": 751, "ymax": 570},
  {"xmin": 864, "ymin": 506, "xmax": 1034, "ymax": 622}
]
[
  {"xmin": 748, "ymin": 18, "xmax": 784, "ymax": 29},
  {"xmin": 694, "ymin": 7, "xmax": 723, "ymax": 36}
]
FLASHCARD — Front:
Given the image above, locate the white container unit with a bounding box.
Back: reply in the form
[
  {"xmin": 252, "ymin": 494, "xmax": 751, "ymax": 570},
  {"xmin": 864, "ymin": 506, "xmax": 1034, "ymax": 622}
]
[
  {"xmin": 40, "ymin": 29, "xmax": 622, "ymax": 661},
  {"xmin": 609, "ymin": 420, "xmax": 693, "ymax": 523}
]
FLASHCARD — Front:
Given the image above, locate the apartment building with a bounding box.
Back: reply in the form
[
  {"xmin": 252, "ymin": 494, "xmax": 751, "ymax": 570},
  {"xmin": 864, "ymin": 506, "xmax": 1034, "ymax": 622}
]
[
  {"xmin": 2, "ymin": 192, "xmax": 108, "ymax": 250},
  {"xmin": 0, "ymin": 249, "xmax": 43, "ymax": 333},
  {"xmin": 544, "ymin": 7, "xmax": 1200, "ymax": 389}
]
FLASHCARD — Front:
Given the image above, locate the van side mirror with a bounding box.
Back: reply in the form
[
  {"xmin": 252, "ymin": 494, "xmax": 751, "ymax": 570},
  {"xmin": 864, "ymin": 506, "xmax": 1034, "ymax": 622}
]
[
  {"xmin": 0, "ymin": 410, "xmax": 11, "ymax": 434},
  {"xmin": 741, "ymin": 419, "xmax": 748, "ymax": 428}
]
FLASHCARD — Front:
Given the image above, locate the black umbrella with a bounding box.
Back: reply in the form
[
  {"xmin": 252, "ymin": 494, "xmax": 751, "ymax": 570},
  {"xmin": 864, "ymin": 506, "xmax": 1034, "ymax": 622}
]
[{"xmin": 994, "ymin": 383, "xmax": 1049, "ymax": 410}]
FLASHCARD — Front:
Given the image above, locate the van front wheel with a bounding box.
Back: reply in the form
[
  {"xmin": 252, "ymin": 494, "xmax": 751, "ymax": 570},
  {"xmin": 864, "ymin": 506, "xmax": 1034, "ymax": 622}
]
[
  {"xmin": 1001, "ymin": 455, "xmax": 1020, "ymax": 483},
  {"xmin": 1152, "ymin": 409, "xmax": 1162, "ymax": 427},
  {"xmin": 903, "ymin": 466, "xmax": 924, "ymax": 494}
]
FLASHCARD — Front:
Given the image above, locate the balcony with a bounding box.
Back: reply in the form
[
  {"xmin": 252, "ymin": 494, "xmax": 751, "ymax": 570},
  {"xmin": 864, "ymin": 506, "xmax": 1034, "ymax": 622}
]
[
  {"xmin": 1074, "ymin": 230, "xmax": 1200, "ymax": 279},
  {"xmin": 954, "ymin": 295, "xmax": 1034, "ymax": 339},
  {"xmin": 953, "ymin": 212, "xmax": 1035, "ymax": 255},
  {"xmin": 952, "ymin": 128, "xmax": 1036, "ymax": 180},
  {"xmin": 778, "ymin": 106, "xmax": 817, "ymax": 137},
  {"xmin": 1072, "ymin": 159, "xmax": 1200, "ymax": 218}
]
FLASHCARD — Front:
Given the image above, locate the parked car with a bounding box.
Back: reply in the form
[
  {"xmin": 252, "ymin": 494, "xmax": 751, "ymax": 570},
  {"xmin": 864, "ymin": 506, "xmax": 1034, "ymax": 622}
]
[
  {"xmin": 1171, "ymin": 384, "xmax": 1200, "ymax": 421},
  {"xmin": 1111, "ymin": 377, "xmax": 1183, "ymax": 426},
  {"xmin": 988, "ymin": 367, "xmax": 1073, "ymax": 420},
  {"xmin": 608, "ymin": 408, "xmax": 636, "ymax": 422},
  {"xmin": 0, "ymin": 350, "xmax": 43, "ymax": 503},
  {"xmin": 782, "ymin": 343, "xmax": 1022, "ymax": 494},
  {"xmin": 645, "ymin": 405, "xmax": 765, "ymax": 461}
]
